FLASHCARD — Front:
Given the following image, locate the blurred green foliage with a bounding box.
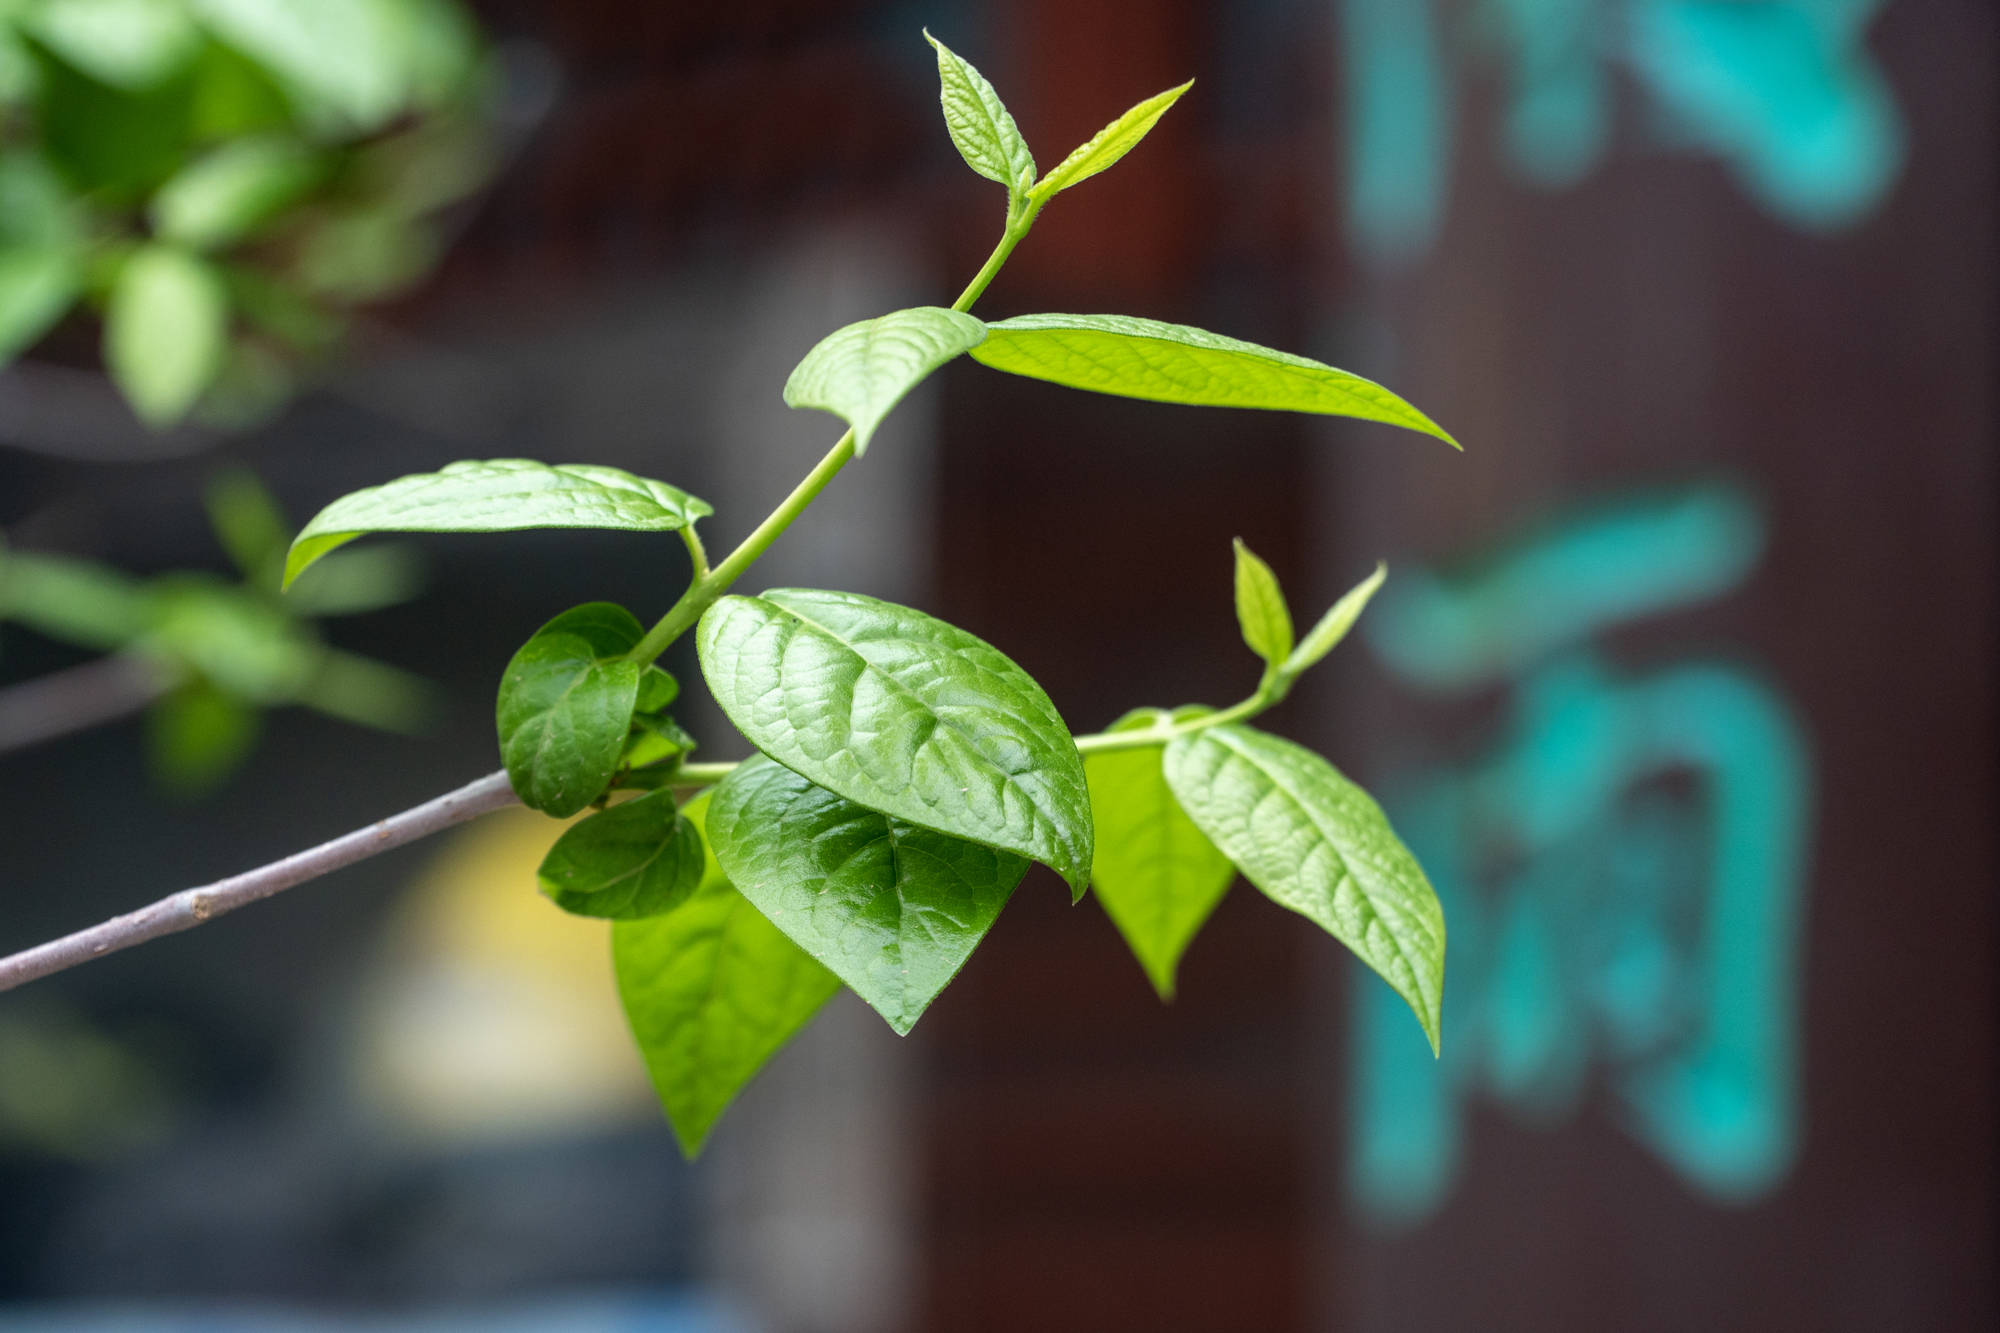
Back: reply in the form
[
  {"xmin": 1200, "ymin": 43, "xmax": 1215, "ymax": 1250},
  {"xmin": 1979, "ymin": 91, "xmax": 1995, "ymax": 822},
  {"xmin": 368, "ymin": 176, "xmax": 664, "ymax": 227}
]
[
  {"xmin": 0, "ymin": 0, "xmax": 493, "ymax": 430},
  {"xmin": 1, "ymin": 468, "xmax": 434, "ymax": 792}
]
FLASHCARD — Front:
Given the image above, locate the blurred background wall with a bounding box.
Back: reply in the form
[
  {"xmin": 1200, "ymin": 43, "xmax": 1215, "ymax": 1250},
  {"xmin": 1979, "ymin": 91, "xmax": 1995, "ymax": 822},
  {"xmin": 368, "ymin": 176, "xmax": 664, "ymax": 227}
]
[{"xmin": 0, "ymin": 1, "xmax": 1991, "ymax": 1330}]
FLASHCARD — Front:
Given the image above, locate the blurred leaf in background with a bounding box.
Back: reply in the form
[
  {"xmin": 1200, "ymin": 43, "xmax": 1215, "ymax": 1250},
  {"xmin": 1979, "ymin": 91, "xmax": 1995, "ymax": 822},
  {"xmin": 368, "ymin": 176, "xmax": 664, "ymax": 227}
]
[{"xmin": 0, "ymin": 0, "xmax": 496, "ymax": 431}]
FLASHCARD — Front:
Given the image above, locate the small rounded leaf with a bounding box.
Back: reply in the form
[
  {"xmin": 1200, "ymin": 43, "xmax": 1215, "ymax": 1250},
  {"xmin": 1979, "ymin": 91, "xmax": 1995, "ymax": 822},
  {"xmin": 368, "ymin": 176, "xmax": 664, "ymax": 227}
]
[
  {"xmin": 497, "ymin": 602, "xmax": 646, "ymax": 817},
  {"xmin": 539, "ymin": 788, "xmax": 705, "ymax": 920},
  {"xmin": 105, "ymin": 245, "xmax": 229, "ymax": 429}
]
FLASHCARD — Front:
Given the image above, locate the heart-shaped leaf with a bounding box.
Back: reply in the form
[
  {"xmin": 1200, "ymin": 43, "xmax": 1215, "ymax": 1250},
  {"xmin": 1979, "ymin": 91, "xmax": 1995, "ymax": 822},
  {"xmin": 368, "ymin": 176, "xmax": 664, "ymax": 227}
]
[
  {"xmin": 1164, "ymin": 723, "xmax": 1445, "ymax": 1052},
  {"xmin": 782, "ymin": 306, "xmax": 986, "ymax": 456},
  {"xmin": 1232, "ymin": 538, "xmax": 1292, "ymax": 669},
  {"xmin": 614, "ymin": 792, "xmax": 840, "ymax": 1157},
  {"xmin": 1028, "ymin": 79, "xmax": 1192, "ymax": 201},
  {"xmin": 497, "ymin": 602, "xmax": 645, "ymax": 816},
  {"xmin": 1085, "ymin": 708, "xmax": 1234, "ymax": 999},
  {"xmin": 284, "ymin": 460, "xmax": 712, "ymax": 588},
  {"xmin": 924, "ymin": 30, "xmax": 1035, "ymax": 198},
  {"xmin": 707, "ymin": 756, "xmax": 1028, "ymax": 1034},
  {"xmin": 697, "ymin": 587, "xmax": 1092, "ymax": 894},
  {"xmin": 538, "ymin": 787, "xmax": 704, "ymax": 920},
  {"xmin": 971, "ymin": 314, "xmax": 1458, "ymax": 446}
]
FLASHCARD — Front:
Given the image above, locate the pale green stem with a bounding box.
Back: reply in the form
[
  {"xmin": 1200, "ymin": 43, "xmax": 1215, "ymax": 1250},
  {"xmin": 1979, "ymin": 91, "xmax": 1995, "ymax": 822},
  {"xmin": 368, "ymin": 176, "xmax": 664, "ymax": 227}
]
[{"xmin": 1071, "ymin": 689, "xmax": 1274, "ymax": 755}]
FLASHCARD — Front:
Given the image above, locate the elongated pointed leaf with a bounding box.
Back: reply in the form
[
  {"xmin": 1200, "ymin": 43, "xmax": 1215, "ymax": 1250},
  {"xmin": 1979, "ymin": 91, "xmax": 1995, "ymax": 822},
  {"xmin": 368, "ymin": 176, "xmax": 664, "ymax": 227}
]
[
  {"xmin": 1028, "ymin": 79, "xmax": 1192, "ymax": 201},
  {"xmin": 497, "ymin": 602, "xmax": 645, "ymax": 816},
  {"xmin": 104, "ymin": 245, "xmax": 228, "ymax": 429},
  {"xmin": 1232, "ymin": 538, "xmax": 1292, "ymax": 668},
  {"xmin": 924, "ymin": 30, "xmax": 1035, "ymax": 196},
  {"xmin": 614, "ymin": 792, "xmax": 840, "ymax": 1157},
  {"xmin": 782, "ymin": 306, "xmax": 986, "ymax": 455},
  {"xmin": 1086, "ymin": 708, "xmax": 1234, "ymax": 999},
  {"xmin": 696, "ymin": 587, "xmax": 1092, "ymax": 893},
  {"xmin": 1284, "ymin": 561, "xmax": 1386, "ymax": 678},
  {"xmin": 708, "ymin": 756, "xmax": 1027, "ymax": 1034},
  {"xmin": 971, "ymin": 314, "xmax": 1458, "ymax": 445},
  {"xmin": 284, "ymin": 460, "xmax": 712, "ymax": 588},
  {"xmin": 539, "ymin": 788, "xmax": 704, "ymax": 920},
  {"xmin": 1164, "ymin": 724, "xmax": 1444, "ymax": 1052}
]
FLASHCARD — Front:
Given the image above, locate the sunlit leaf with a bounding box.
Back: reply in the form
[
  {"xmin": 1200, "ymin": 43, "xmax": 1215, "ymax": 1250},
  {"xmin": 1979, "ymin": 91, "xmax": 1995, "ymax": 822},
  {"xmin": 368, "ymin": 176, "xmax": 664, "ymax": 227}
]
[
  {"xmin": 1028, "ymin": 79, "xmax": 1192, "ymax": 201},
  {"xmin": 971, "ymin": 314, "xmax": 1459, "ymax": 445},
  {"xmin": 923, "ymin": 30, "xmax": 1034, "ymax": 197},
  {"xmin": 782, "ymin": 306, "xmax": 986, "ymax": 456},
  {"xmin": 614, "ymin": 792, "xmax": 840, "ymax": 1157},
  {"xmin": 1283, "ymin": 561, "xmax": 1386, "ymax": 679},
  {"xmin": 1164, "ymin": 723, "xmax": 1445, "ymax": 1052},
  {"xmin": 1085, "ymin": 707, "xmax": 1233, "ymax": 999},
  {"xmin": 1232, "ymin": 538, "xmax": 1292, "ymax": 669}
]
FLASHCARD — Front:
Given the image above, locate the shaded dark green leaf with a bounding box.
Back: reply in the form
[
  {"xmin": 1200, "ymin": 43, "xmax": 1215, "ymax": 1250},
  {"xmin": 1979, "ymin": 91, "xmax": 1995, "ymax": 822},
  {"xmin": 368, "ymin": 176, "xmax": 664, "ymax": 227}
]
[
  {"xmin": 496, "ymin": 602, "xmax": 645, "ymax": 816},
  {"xmin": 539, "ymin": 788, "xmax": 704, "ymax": 920},
  {"xmin": 708, "ymin": 756, "xmax": 1027, "ymax": 1034}
]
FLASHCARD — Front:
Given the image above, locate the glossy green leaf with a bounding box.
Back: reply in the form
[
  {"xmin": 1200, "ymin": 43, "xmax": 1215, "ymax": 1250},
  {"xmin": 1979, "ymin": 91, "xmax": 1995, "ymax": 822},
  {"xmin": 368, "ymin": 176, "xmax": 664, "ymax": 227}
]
[
  {"xmin": 923, "ymin": 30, "xmax": 1034, "ymax": 198},
  {"xmin": 782, "ymin": 306, "xmax": 986, "ymax": 456},
  {"xmin": 1085, "ymin": 708, "xmax": 1234, "ymax": 999},
  {"xmin": 708, "ymin": 756, "xmax": 1028, "ymax": 1034},
  {"xmin": 284, "ymin": 460, "xmax": 712, "ymax": 589},
  {"xmin": 614, "ymin": 792, "xmax": 840, "ymax": 1157},
  {"xmin": 28, "ymin": 0, "xmax": 201, "ymax": 90},
  {"xmin": 1028, "ymin": 79, "xmax": 1192, "ymax": 202},
  {"xmin": 971, "ymin": 314, "xmax": 1459, "ymax": 446},
  {"xmin": 1232, "ymin": 538, "xmax": 1292, "ymax": 669},
  {"xmin": 0, "ymin": 246, "xmax": 79, "ymax": 364},
  {"xmin": 149, "ymin": 136, "xmax": 323, "ymax": 249},
  {"xmin": 496, "ymin": 602, "xmax": 645, "ymax": 817},
  {"xmin": 697, "ymin": 587, "xmax": 1093, "ymax": 894},
  {"xmin": 1284, "ymin": 561, "xmax": 1386, "ymax": 678},
  {"xmin": 539, "ymin": 788, "xmax": 704, "ymax": 920},
  {"xmin": 104, "ymin": 245, "xmax": 229, "ymax": 429},
  {"xmin": 1164, "ymin": 724, "xmax": 1445, "ymax": 1052}
]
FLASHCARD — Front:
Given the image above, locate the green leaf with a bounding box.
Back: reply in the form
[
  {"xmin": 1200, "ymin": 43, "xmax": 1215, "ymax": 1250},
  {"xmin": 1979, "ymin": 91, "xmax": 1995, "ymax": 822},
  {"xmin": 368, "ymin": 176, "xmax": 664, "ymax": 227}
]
[
  {"xmin": 697, "ymin": 587, "xmax": 1093, "ymax": 895},
  {"xmin": 1231, "ymin": 538, "xmax": 1292, "ymax": 669},
  {"xmin": 496, "ymin": 602, "xmax": 646, "ymax": 817},
  {"xmin": 1163, "ymin": 724, "xmax": 1444, "ymax": 1052},
  {"xmin": 635, "ymin": 666, "xmax": 678, "ymax": 714},
  {"xmin": 783, "ymin": 306, "xmax": 986, "ymax": 456},
  {"xmin": 284, "ymin": 460, "xmax": 712, "ymax": 589},
  {"xmin": 103, "ymin": 245, "xmax": 228, "ymax": 429},
  {"xmin": 28, "ymin": 0, "xmax": 202, "ymax": 90},
  {"xmin": 1085, "ymin": 708, "xmax": 1234, "ymax": 999},
  {"xmin": 203, "ymin": 467, "xmax": 291, "ymax": 586},
  {"xmin": 0, "ymin": 550, "xmax": 156, "ymax": 650},
  {"xmin": 1283, "ymin": 561, "xmax": 1386, "ymax": 678},
  {"xmin": 191, "ymin": 0, "xmax": 443, "ymax": 133},
  {"xmin": 970, "ymin": 314, "xmax": 1459, "ymax": 446},
  {"xmin": 1027, "ymin": 78, "xmax": 1192, "ymax": 202},
  {"xmin": 621, "ymin": 713, "xmax": 695, "ymax": 774},
  {"xmin": 149, "ymin": 136, "xmax": 323, "ymax": 250},
  {"xmin": 0, "ymin": 246, "xmax": 79, "ymax": 364},
  {"xmin": 708, "ymin": 755, "xmax": 1027, "ymax": 1034},
  {"xmin": 146, "ymin": 678, "xmax": 259, "ymax": 796},
  {"xmin": 923, "ymin": 30, "xmax": 1034, "ymax": 198},
  {"xmin": 144, "ymin": 576, "xmax": 314, "ymax": 701},
  {"xmin": 614, "ymin": 791, "xmax": 840, "ymax": 1157},
  {"xmin": 538, "ymin": 788, "xmax": 704, "ymax": 920}
]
